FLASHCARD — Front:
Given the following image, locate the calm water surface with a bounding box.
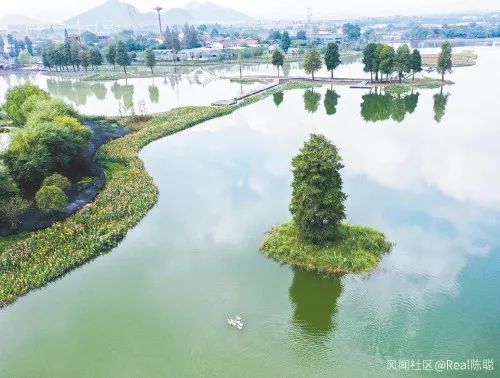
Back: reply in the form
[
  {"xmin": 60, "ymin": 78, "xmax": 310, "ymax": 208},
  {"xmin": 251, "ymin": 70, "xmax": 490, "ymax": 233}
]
[{"xmin": 0, "ymin": 47, "xmax": 499, "ymax": 377}]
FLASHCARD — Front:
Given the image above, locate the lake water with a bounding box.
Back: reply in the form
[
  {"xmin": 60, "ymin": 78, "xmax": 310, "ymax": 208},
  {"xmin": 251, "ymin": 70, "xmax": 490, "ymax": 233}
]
[{"xmin": 0, "ymin": 46, "xmax": 499, "ymax": 376}]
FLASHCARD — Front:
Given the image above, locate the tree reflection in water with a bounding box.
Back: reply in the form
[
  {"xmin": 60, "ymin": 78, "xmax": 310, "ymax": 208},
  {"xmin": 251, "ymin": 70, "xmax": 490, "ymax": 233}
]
[
  {"xmin": 273, "ymin": 91, "xmax": 284, "ymax": 107},
  {"xmin": 289, "ymin": 269, "xmax": 342, "ymax": 339},
  {"xmin": 433, "ymin": 87, "xmax": 450, "ymax": 123},
  {"xmin": 324, "ymin": 88, "xmax": 340, "ymax": 115},
  {"xmin": 360, "ymin": 88, "xmax": 420, "ymax": 123},
  {"xmin": 303, "ymin": 88, "xmax": 321, "ymax": 113}
]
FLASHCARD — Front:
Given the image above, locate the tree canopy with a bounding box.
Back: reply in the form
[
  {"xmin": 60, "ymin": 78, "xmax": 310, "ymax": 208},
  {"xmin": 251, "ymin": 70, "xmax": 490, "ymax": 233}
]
[
  {"xmin": 144, "ymin": 48, "xmax": 156, "ymax": 74},
  {"xmin": 290, "ymin": 134, "xmax": 347, "ymax": 243},
  {"xmin": 437, "ymin": 41, "xmax": 453, "ymax": 81},
  {"xmin": 271, "ymin": 50, "xmax": 284, "ymax": 76},
  {"xmin": 115, "ymin": 41, "xmax": 131, "ymax": 74},
  {"xmin": 324, "ymin": 42, "xmax": 341, "ymax": 79},
  {"xmin": 280, "ymin": 31, "xmax": 291, "ymax": 52},
  {"xmin": 304, "ymin": 49, "xmax": 322, "ymax": 80}
]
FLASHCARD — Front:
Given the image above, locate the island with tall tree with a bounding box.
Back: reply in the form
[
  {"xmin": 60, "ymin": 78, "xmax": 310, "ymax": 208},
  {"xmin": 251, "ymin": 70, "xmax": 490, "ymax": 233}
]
[{"xmin": 260, "ymin": 134, "xmax": 391, "ymax": 274}]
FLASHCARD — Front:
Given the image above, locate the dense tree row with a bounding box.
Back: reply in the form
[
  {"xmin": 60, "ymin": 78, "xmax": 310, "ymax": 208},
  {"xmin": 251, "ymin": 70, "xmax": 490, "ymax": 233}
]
[
  {"xmin": 0, "ymin": 34, "xmax": 33, "ymax": 58},
  {"xmin": 362, "ymin": 43, "xmax": 422, "ymax": 82},
  {"xmin": 41, "ymin": 32, "xmax": 133, "ymax": 74},
  {"xmin": 406, "ymin": 23, "xmax": 500, "ymax": 40}
]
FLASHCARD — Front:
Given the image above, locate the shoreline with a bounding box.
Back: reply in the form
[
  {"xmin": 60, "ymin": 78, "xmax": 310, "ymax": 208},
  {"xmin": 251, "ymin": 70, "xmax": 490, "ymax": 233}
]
[{"xmin": 0, "ymin": 81, "xmax": 315, "ymax": 308}]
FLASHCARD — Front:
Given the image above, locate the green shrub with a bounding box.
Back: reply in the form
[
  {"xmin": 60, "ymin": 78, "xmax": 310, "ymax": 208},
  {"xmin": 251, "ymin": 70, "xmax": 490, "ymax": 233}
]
[
  {"xmin": 42, "ymin": 173, "xmax": 71, "ymax": 191},
  {"xmin": 2, "ymin": 143, "xmax": 52, "ymax": 188},
  {"xmin": 0, "ymin": 196, "xmax": 30, "ymax": 229},
  {"xmin": 35, "ymin": 185, "xmax": 68, "ymax": 213},
  {"xmin": 25, "ymin": 98, "xmax": 79, "ymax": 127},
  {"xmin": 4, "ymin": 84, "xmax": 49, "ymax": 125},
  {"xmin": 0, "ymin": 167, "xmax": 19, "ymax": 199},
  {"xmin": 2, "ymin": 119, "xmax": 91, "ymax": 187}
]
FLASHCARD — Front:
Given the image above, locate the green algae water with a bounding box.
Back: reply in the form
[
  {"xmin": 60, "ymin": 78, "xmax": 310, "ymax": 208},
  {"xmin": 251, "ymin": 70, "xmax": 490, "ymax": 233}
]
[{"xmin": 0, "ymin": 46, "xmax": 499, "ymax": 377}]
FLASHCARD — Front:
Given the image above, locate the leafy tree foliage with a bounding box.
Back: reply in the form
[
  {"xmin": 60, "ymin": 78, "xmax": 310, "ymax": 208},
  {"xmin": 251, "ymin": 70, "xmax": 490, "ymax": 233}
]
[
  {"xmin": 271, "ymin": 50, "xmax": 284, "ymax": 76},
  {"xmin": 437, "ymin": 41, "xmax": 453, "ymax": 81},
  {"xmin": 80, "ymin": 31, "xmax": 99, "ymax": 46},
  {"xmin": 105, "ymin": 44, "xmax": 116, "ymax": 68},
  {"xmin": 290, "ymin": 134, "xmax": 347, "ymax": 244},
  {"xmin": 324, "ymin": 42, "xmax": 340, "ymax": 79},
  {"xmin": 144, "ymin": 48, "xmax": 156, "ymax": 74},
  {"xmin": 303, "ymin": 49, "xmax": 322, "ymax": 80},
  {"xmin": 115, "ymin": 40, "xmax": 131, "ymax": 74},
  {"xmin": 378, "ymin": 44, "xmax": 395, "ymax": 81},
  {"xmin": 42, "ymin": 173, "xmax": 71, "ymax": 191},
  {"xmin": 87, "ymin": 47, "xmax": 103, "ymax": 70},
  {"xmin": 296, "ymin": 30, "xmax": 307, "ymax": 40},
  {"xmin": 410, "ymin": 49, "xmax": 422, "ymax": 80},
  {"xmin": 362, "ymin": 43, "xmax": 378, "ymax": 81},
  {"xmin": 394, "ymin": 44, "xmax": 412, "ymax": 83},
  {"xmin": 4, "ymin": 84, "xmax": 49, "ymax": 125},
  {"xmin": 0, "ymin": 195, "xmax": 29, "ymax": 229},
  {"xmin": 280, "ymin": 31, "xmax": 291, "ymax": 52},
  {"xmin": 35, "ymin": 185, "xmax": 68, "ymax": 213},
  {"xmin": 342, "ymin": 23, "xmax": 361, "ymax": 40}
]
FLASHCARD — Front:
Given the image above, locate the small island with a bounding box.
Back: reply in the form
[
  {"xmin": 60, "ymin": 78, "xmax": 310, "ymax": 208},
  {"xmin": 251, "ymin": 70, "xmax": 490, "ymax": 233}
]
[{"xmin": 260, "ymin": 134, "xmax": 392, "ymax": 274}]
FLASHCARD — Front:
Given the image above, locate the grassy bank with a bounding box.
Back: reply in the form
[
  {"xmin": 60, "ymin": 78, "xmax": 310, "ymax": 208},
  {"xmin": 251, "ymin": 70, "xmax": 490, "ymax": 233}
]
[
  {"xmin": 422, "ymin": 50, "xmax": 477, "ymax": 67},
  {"xmin": 260, "ymin": 222, "xmax": 392, "ymax": 274},
  {"xmin": 382, "ymin": 78, "xmax": 454, "ymax": 94},
  {"xmin": 0, "ymin": 81, "xmax": 314, "ymax": 307}
]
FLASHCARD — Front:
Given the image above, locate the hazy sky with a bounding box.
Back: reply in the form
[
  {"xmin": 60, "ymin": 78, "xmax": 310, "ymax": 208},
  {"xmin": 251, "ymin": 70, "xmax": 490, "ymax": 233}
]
[{"xmin": 1, "ymin": 0, "xmax": 498, "ymax": 22}]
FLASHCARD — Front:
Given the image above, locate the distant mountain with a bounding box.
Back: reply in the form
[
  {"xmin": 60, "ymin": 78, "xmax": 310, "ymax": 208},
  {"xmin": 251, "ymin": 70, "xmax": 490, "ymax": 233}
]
[
  {"xmin": 0, "ymin": 14, "xmax": 41, "ymax": 26},
  {"xmin": 162, "ymin": 8, "xmax": 194, "ymax": 25},
  {"xmin": 65, "ymin": 0, "xmax": 251, "ymax": 26},
  {"xmin": 185, "ymin": 1, "xmax": 252, "ymax": 23},
  {"xmin": 66, "ymin": 0, "xmax": 155, "ymax": 26}
]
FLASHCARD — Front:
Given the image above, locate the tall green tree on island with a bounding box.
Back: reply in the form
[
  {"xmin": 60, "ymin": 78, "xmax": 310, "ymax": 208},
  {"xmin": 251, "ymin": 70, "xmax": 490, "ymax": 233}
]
[
  {"xmin": 410, "ymin": 49, "xmax": 422, "ymax": 81},
  {"xmin": 437, "ymin": 41, "xmax": 453, "ymax": 81},
  {"xmin": 271, "ymin": 49, "xmax": 284, "ymax": 77},
  {"xmin": 280, "ymin": 31, "xmax": 291, "ymax": 52},
  {"xmin": 290, "ymin": 134, "xmax": 347, "ymax": 244},
  {"xmin": 116, "ymin": 41, "xmax": 131, "ymax": 74},
  {"xmin": 304, "ymin": 49, "xmax": 322, "ymax": 80},
  {"xmin": 105, "ymin": 44, "xmax": 116, "ymax": 70},
  {"xmin": 324, "ymin": 42, "xmax": 341, "ymax": 79},
  {"xmin": 394, "ymin": 44, "xmax": 411, "ymax": 83},
  {"xmin": 144, "ymin": 48, "xmax": 156, "ymax": 75}
]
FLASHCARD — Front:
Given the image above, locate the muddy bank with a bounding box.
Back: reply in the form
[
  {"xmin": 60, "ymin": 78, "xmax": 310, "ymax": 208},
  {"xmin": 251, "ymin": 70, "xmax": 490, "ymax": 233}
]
[{"xmin": 0, "ymin": 121, "xmax": 129, "ymax": 236}]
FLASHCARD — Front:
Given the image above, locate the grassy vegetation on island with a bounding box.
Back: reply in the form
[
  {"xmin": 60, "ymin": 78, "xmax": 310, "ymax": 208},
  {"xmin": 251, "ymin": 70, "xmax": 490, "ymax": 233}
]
[
  {"xmin": 0, "ymin": 81, "xmax": 315, "ymax": 307},
  {"xmin": 261, "ymin": 222, "xmax": 392, "ymax": 274}
]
